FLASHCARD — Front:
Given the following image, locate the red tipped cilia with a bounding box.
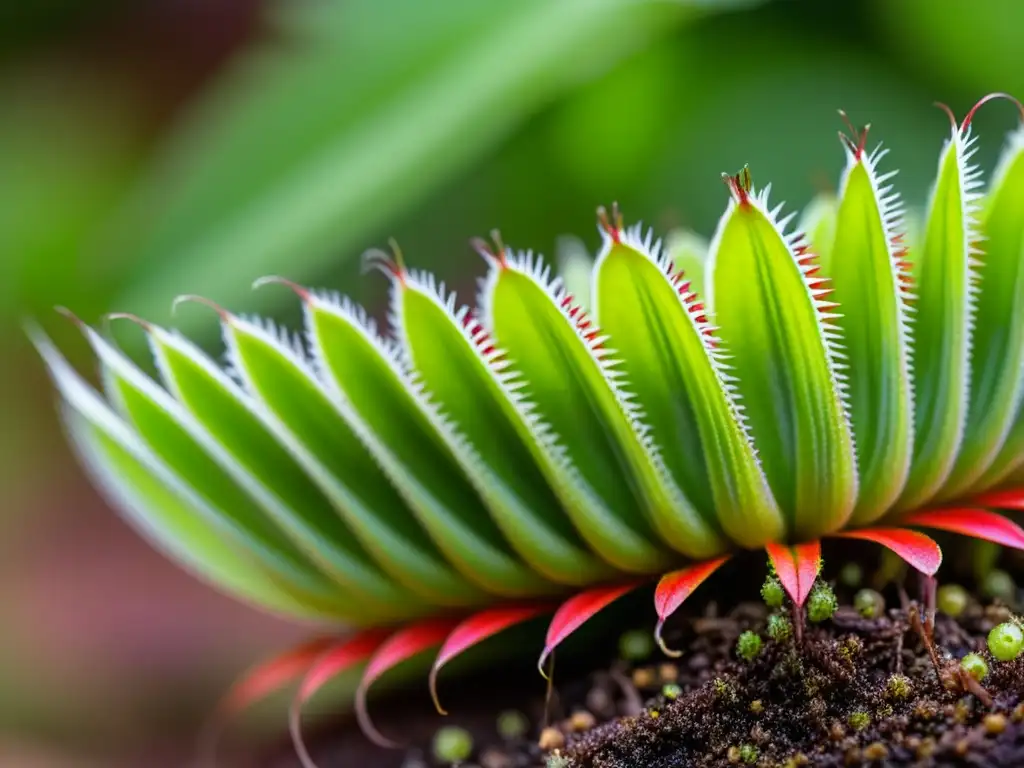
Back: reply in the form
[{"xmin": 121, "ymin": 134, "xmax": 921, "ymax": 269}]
[{"xmin": 30, "ymin": 95, "xmax": 1024, "ymax": 761}]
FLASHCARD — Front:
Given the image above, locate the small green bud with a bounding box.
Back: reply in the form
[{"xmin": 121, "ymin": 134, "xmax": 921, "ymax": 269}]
[
  {"xmin": 987, "ymin": 622, "xmax": 1024, "ymax": 662},
  {"xmin": 497, "ymin": 709, "xmax": 529, "ymax": 740},
  {"xmin": 937, "ymin": 584, "xmax": 969, "ymax": 617},
  {"xmin": 960, "ymin": 652, "xmax": 989, "ymax": 681},
  {"xmin": 433, "ymin": 725, "xmax": 473, "ymax": 763},
  {"xmin": 546, "ymin": 756, "xmax": 570, "ymax": 768},
  {"xmin": 761, "ymin": 576, "xmax": 785, "ymax": 608},
  {"xmin": 739, "ymin": 744, "xmax": 759, "ymax": 764},
  {"xmin": 839, "ymin": 562, "xmax": 863, "ymax": 588},
  {"xmin": 736, "ymin": 630, "xmax": 762, "ymax": 661},
  {"xmin": 662, "ymin": 683, "xmax": 682, "ymax": 700},
  {"xmin": 885, "ymin": 674, "xmax": 912, "ymax": 700},
  {"xmin": 807, "ymin": 583, "xmax": 837, "ymax": 623},
  {"xmin": 767, "ymin": 613, "xmax": 792, "ymax": 642},
  {"xmin": 619, "ymin": 629, "xmax": 654, "ymax": 662},
  {"xmin": 854, "ymin": 588, "xmax": 885, "ymax": 619},
  {"xmin": 982, "ymin": 570, "xmax": 1017, "ymax": 603}
]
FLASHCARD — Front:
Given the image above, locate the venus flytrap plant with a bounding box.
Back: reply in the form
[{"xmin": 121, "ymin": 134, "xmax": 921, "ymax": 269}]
[{"xmin": 29, "ymin": 96, "xmax": 1024, "ymax": 765}]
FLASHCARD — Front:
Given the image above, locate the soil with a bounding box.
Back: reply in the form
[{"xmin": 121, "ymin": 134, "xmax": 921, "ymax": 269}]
[{"xmin": 261, "ymin": 586, "xmax": 1024, "ymax": 768}]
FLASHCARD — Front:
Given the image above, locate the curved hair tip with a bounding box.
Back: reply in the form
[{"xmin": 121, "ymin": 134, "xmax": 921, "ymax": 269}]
[
  {"xmin": 355, "ymin": 685, "xmax": 402, "ymax": 750},
  {"xmin": 252, "ymin": 275, "xmax": 311, "ymax": 302},
  {"xmin": 171, "ymin": 294, "xmax": 230, "ymax": 320}
]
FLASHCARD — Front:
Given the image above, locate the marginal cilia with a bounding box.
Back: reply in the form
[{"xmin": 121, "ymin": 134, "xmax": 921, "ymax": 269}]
[{"xmin": 30, "ymin": 95, "xmax": 1024, "ymax": 764}]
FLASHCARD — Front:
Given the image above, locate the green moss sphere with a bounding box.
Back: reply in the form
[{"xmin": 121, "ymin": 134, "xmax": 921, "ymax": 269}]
[
  {"xmin": 937, "ymin": 584, "xmax": 969, "ymax": 617},
  {"xmin": 767, "ymin": 613, "xmax": 792, "ymax": 642},
  {"xmin": 761, "ymin": 576, "xmax": 785, "ymax": 608},
  {"xmin": 736, "ymin": 630, "xmax": 763, "ymax": 661},
  {"xmin": 433, "ymin": 725, "xmax": 473, "ymax": 764},
  {"xmin": 807, "ymin": 583, "xmax": 838, "ymax": 623},
  {"xmin": 983, "ymin": 570, "xmax": 1017, "ymax": 603},
  {"xmin": 987, "ymin": 622, "xmax": 1024, "ymax": 662},
  {"xmin": 960, "ymin": 652, "xmax": 989, "ymax": 682},
  {"xmin": 497, "ymin": 709, "xmax": 529, "ymax": 740},
  {"xmin": 854, "ymin": 588, "xmax": 885, "ymax": 619}
]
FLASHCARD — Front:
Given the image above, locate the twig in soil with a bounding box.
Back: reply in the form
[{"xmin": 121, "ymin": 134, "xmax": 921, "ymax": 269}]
[
  {"xmin": 957, "ymin": 665, "xmax": 995, "ymax": 707},
  {"xmin": 909, "ymin": 603, "xmax": 943, "ymax": 677}
]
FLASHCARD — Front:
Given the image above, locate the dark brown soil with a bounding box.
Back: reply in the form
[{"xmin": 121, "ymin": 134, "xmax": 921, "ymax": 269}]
[{"xmin": 262, "ymin": 592, "xmax": 1024, "ymax": 768}]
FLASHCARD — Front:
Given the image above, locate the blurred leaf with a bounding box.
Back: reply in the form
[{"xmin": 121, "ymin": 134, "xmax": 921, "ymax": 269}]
[
  {"xmin": 106, "ymin": 0, "xmax": 700, "ymax": 332},
  {"xmin": 871, "ymin": 0, "xmax": 1024, "ymax": 98},
  {"xmin": 0, "ymin": 70, "xmax": 144, "ymax": 323}
]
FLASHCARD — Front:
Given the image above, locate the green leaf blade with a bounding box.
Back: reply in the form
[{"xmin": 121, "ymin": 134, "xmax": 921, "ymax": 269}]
[
  {"xmin": 83, "ymin": 324, "xmax": 344, "ymax": 605},
  {"xmin": 946, "ymin": 125, "xmax": 1024, "ymax": 495},
  {"xmin": 706, "ymin": 184, "xmax": 858, "ymax": 540},
  {"xmin": 899, "ymin": 125, "xmax": 982, "ymax": 508},
  {"xmin": 222, "ymin": 312, "xmax": 481, "ymax": 607},
  {"xmin": 593, "ymin": 224, "xmax": 783, "ymax": 548},
  {"xmin": 31, "ymin": 329, "xmax": 363, "ymax": 624},
  {"xmin": 825, "ymin": 148, "xmax": 914, "ymax": 524},
  {"xmin": 393, "ymin": 270, "xmax": 615, "ymax": 585},
  {"xmin": 305, "ymin": 293, "xmax": 552, "ymax": 597},
  {"xmin": 109, "ymin": 0, "xmax": 692, "ymax": 333},
  {"xmin": 481, "ymin": 250, "xmax": 722, "ymax": 567},
  {"xmin": 146, "ymin": 322, "xmax": 411, "ymax": 608}
]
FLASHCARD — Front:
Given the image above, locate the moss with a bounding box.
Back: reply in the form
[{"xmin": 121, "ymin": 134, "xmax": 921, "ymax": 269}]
[
  {"xmin": 739, "ymin": 743, "xmax": 759, "ymax": 763},
  {"xmin": 807, "ymin": 583, "xmax": 837, "ymax": 623},
  {"xmin": 847, "ymin": 711, "xmax": 870, "ymax": 731},
  {"xmin": 662, "ymin": 683, "xmax": 682, "ymax": 700},
  {"xmin": 837, "ymin": 635, "xmax": 863, "ymax": 664},
  {"xmin": 885, "ymin": 674, "xmax": 912, "ymax": 700},
  {"xmin": 761, "ymin": 576, "xmax": 785, "ymax": 608},
  {"xmin": 713, "ymin": 677, "xmax": 738, "ymax": 703},
  {"xmin": 736, "ymin": 630, "xmax": 763, "ymax": 661},
  {"xmin": 767, "ymin": 613, "xmax": 792, "ymax": 642}
]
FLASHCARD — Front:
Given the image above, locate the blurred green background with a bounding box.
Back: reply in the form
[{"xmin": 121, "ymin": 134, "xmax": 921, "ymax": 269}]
[{"xmin": 2, "ymin": 0, "xmax": 1023, "ymax": 764}]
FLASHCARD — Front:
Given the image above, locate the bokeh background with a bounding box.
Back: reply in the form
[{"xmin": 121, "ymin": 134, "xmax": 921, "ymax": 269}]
[{"xmin": 2, "ymin": 0, "xmax": 1023, "ymax": 765}]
